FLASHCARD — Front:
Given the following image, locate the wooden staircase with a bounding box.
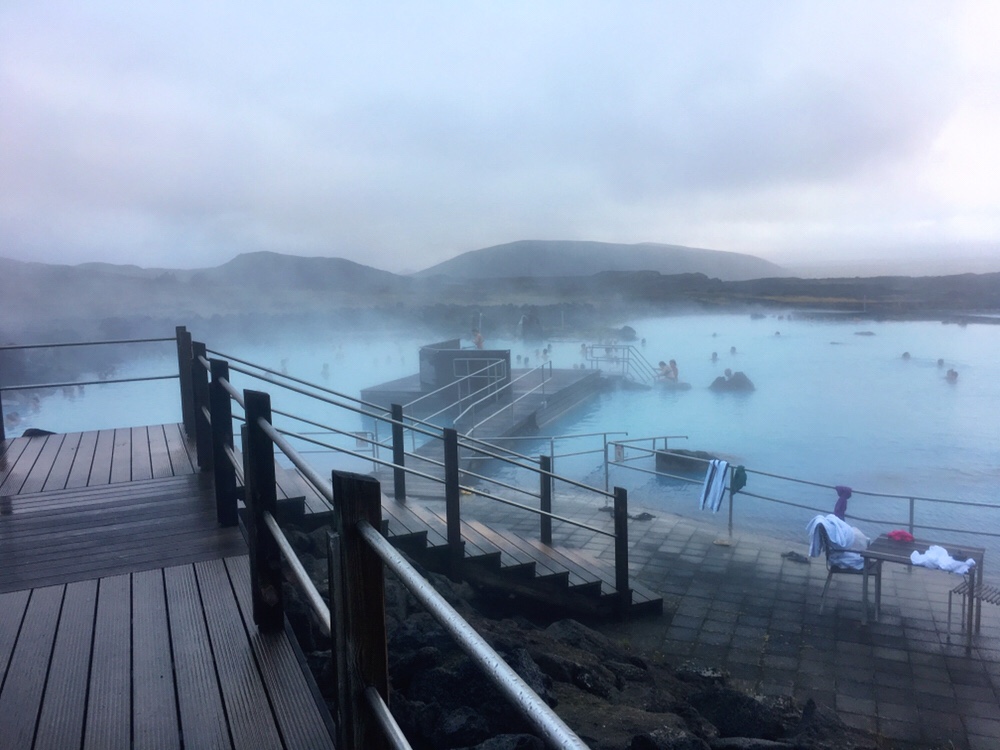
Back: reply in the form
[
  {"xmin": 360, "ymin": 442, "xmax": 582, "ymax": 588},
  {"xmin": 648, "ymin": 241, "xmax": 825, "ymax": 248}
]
[
  {"xmin": 273, "ymin": 462, "xmax": 662, "ymax": 619},
  {"xmin": 379, "ymin": 494, "xmax": 663, "ymax": 619}
]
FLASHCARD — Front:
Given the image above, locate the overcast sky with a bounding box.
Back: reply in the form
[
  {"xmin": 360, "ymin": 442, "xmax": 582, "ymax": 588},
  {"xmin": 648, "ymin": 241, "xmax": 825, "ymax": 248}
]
[{"xmin": 2, "ymin": 1, "xmax": 999, "ymax": 275}]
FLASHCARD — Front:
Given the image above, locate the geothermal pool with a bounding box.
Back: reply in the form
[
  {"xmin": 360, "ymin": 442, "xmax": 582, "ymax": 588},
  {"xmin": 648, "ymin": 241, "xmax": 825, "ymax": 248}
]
[{"xmin": 9, "ymin": 313, "xmax": 1000, "ymax": 555}]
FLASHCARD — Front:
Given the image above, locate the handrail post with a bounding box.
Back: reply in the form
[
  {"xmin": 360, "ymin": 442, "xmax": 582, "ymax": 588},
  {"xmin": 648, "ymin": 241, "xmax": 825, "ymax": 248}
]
[
  {"xmin": 444, "ymin": 428, "xmax": 463, "ymax": 581},
  {"xmin": 327, "ymin": 531, "xmax": 350, "ymax": 750},
  {"xmin": 209, "ymin": 358, "xmax": 237, "ymax": 526},
  {"xmin": 613, "ymin": 487, "xmax": 631, "ymax": 618},
  {"xmin": 191, "ymin": 341, "xmax": 212, "ymax": 471},
  {"xmin": 0, "ymin": 389, "xmax": 6, "ymax": 442},
  {"xmin": 332, "ymin": 470, "xmax": 390, "ymax": 750},
  {"xmin": 603, "ymin": 434, "xmax": 610, "ymax": 492},
  {"xmin": 175, "ymin": 326, "xmax": 195, "ymax": 437},
  {"xmin": 390, "ymin": 403, "xmax": 406, "ymax": 502},
  {"xmin": 243, "ymin": 391, "xmax": 283, "ymax": 633},
  {"xmin": 539, "ymin": 455, "xmax": 552, "ymax": 545},
  {"xmin": 728, "ymin": 485, "xmax": 735, "ymax": 539},
  {"xmin": 908, "ymin": 497, "xmax": 915, "ymax": 537}
]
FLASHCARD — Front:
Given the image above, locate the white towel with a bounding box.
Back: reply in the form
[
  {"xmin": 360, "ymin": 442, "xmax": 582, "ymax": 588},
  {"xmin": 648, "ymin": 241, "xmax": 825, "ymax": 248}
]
[
  {"xmin": 699, "ymin": 459, "xmax": 730, "ymax": 513},
  {"xmin": 806, "ymin": 514, "xmax": 866, "ymax": 570},
  {"xmin": 910, "ymin": 545, "xmax": 976, "ymax": 575}
]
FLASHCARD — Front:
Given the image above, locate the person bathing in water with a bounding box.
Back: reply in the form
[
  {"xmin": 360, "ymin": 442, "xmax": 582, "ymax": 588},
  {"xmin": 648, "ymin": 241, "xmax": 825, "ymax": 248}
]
[{"xmin": 657, "ymin": 359, "xmax": 679, "ymax": 382}]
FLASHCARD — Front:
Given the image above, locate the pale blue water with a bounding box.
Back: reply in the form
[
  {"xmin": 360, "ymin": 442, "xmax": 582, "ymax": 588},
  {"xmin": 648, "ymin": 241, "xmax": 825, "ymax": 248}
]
[{"xmin": 9, "ymin": 315, "xmax": 1000, "ymax": 561}]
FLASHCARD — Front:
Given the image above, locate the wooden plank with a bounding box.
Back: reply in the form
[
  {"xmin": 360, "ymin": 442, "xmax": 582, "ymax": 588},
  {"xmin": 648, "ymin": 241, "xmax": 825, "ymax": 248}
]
[
  {"xmin": 109, "ymin": 428, "xmax": 133, "ymax": 484},
  {"xmin": 87, "ymin": 429, "xmax": 116, "ymax": 486},
  {"xmin": 461, "ymin": 518, "xmax": 565, "ymax": 579},
  {"xmin": 17, "ymin": 433, "xmax": 65, "ymax": 495},
  {"xmin": 0, "ymin": 474, "xmax": 199, "ymax": 516},
  {"xmin": 33, "ymin": 579, "xmax": 99, "ymax": 750},
  {"xmin": 381, "ymin": 496, "xmax": 443, "ymax": 540},
  {"xmin": 0, "ymin": 436, "xmax": 31, "ymax": 485},
  {"xmin": 0, "ymin": 534, "xmax": 246, "ymax": 595},
  {"xmin": 0, "ymin": 585, "xmax": 64, "ymax": 750},
  {"xmin": 84, "ymin": 574, "xmax": 132, "ymax": 750},
  {"xmin": 163, "ymin": 422, "xmax": 195, "ymax": 475},
  {"xmin": 224, "ymin": 557, "xmax": 334, "ymax": 749},
  {"xmin": 132, "ymin": 568, "xmax": 181, "ymax": 750},
  {"xmin": 0, "ymin": 588, "xmax": 31, "ymax": 685},
  {"xmin": 131, "ymin": 426, "xmax": 153, "ymax": 482},
  {"xmin": 164, "ymin": 563, "xmax": 232, "ymax": 750},
  {"xmin": 42, "ymin": 431, "xmax": 83, "ymax": 491},
  {"xmin": 0, "ymin": 479, "xmax": 246, "ymax": 591},
  {"xmin": 65, "ymin": 430, "xmax": 99, "ymax": 489},
  {"xmin": 196, "ymin": 558, "xmax": 283, "ymax": 750},
  {"xmin": 0, "ymin": 434, "xmax": 47, "ymax": 496},
  {"xmin": 148, "ymin": 424, "xmax": 175, "ymax": 479},
  {"xmin": 0, "ymin": 437, "xmax": 28, "ymax": 482},
  {"xmin": 275, "ymin": 464, "xmax": 331, "ymax": 514}
]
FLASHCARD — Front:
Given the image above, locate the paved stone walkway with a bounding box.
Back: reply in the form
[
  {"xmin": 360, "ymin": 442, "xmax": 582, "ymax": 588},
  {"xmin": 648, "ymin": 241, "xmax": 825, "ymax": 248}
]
[{"xmin": 457, "ymin": 490, "xmax": 1000, "ymax": 749}]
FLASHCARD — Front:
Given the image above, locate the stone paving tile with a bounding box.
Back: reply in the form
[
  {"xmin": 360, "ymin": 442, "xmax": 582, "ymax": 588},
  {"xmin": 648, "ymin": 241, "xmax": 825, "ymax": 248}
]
[
  {"xmin": 461, "ymin": 491, "xmax": 1000, "ymax": 746},
  {"xmin": 965, "ymin": 716, "xmax": 1000, "ymax": 738}
]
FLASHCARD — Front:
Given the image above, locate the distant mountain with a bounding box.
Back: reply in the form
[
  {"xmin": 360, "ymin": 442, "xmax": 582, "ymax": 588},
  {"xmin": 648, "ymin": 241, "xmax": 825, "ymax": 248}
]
[
  {"xmin": 415, "ymin": 240, "xmax": 786, "ymax": 282},
  {"xmin": 194, "ymin": 251, "xmax": 405, "ymax": 291}
]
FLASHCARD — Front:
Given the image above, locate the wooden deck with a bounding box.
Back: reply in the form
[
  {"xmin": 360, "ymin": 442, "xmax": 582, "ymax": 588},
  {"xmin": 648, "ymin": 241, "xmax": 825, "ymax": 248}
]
[
  {"xmin": 0, "ymin": 556, "xmax": 333, "ymax": 750},
  {"xmin": 0, "ymin": 425, "xmax": 335, "ymax": 749}
]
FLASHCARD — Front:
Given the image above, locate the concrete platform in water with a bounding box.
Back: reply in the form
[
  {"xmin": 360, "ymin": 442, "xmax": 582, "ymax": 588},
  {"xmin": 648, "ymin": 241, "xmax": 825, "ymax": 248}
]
[{"xmin": 360, "ymin": 339, "xmax": 605, "ymax": 441}]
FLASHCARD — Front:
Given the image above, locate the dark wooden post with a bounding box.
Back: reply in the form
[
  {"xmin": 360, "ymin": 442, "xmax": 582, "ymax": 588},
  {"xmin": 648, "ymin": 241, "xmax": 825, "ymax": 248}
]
[
  {"xmin": 539, "ymin": 455, "xmax": 552, "ymax": 545},
  {"xmin": 175, "ymin": 326, "xmax": 195, "ymax": 438},
  {"xmin": 444, "ymin": 428, "xmax": 463, "ymax": 581},
  {"xmin": 191, "ymin": 341, "xmax": 212, "ymax": 471},
  {"xmin": 0, "ymin": 389, "xmax": 6, "ymax": 443},
  {"xmin": 210, "ymin": 359, "xmax": 237, "ymax": 526},
  {"xmin": 613, "ymin": 486, "xmax": 632, "ymax": 618},
  {"xmin": 390, "ymin": 403, "xmax": 406, "ymax": 502},
  {"xmin": 327, "ymin": 531, "xmax": 350, "ymax": 750},
  {"xmin": 332, "ymin": 470, "xmax": 390, "ymax": 750},
  {"xmin": 244, "ymin": 391, "xmax": 284, "ymax": 633}
]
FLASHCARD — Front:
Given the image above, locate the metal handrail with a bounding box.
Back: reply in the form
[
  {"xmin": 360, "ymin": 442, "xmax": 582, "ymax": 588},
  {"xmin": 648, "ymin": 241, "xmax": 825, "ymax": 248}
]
[
  {"xmin": 0, "ymin": 336, "xmax": 176, "ymax": 351},
  {"xmin": 356, "ymin": 520, "xmax": 590, "ymax": 750},
  {"xmin": 264, "ymin": 510, "xmax": 331, "ymax": 635},
  {"xmin": 252, "ymin": 414, "xmax": 590, "ymax": 749},
  {"xmin": 225, "ymin": 355, "xmax": 615, "ymax": 505},
  {"xmin": 1, "ymin": 374, "xmax": 179, "ymax": 392},
  {"xmin": 406, "ymin": 359, "xmax": 505, "ymax": 416},
  {"xmin": 462, "ymin": 364, "xmax": 553, "ymax": 434},
  {"xmin": 609, "ymin": 442, "xmax": 1000, "ymax": 541}
]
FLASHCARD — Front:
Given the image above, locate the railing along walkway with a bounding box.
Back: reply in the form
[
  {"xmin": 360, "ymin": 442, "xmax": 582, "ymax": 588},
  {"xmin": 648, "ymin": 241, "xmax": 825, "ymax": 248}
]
[{"xmin": 265, "ymin": 455, "xmax": 661, "ymax": 617}]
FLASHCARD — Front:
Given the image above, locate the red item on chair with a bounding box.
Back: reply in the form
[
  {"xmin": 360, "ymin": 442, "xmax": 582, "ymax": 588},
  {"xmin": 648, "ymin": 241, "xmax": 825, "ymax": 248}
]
[{"xmin": 887, "ymin": 529, "xmax": 914, "ymax": 542}]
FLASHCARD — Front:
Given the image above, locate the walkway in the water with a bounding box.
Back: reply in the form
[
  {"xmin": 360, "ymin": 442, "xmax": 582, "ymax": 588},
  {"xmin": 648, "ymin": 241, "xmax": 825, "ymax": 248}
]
[{"xmin": 458, "ymin": 489, "xmax": 1000, "ymax": 749}]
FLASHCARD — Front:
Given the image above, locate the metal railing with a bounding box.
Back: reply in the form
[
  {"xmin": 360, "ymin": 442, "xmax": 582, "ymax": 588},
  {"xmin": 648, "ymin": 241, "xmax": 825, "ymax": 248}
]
[
  {"xmin": 583, "ymin": 343, "xmax": 659, "ymax": 385},
  {"xmin": 462, "ymin": 362, "xmax": 553, "ymax": 435},
  {"xmin": 0, "ymin": 330, "xmax": 185, "ymax": 442},
  {"xmin": 188, "ymin": 347, "xmax": 594, "ymax": 748},
  {"xmin": 606, "ymin": 435, "xmax": 1000, "ymax": 546}
]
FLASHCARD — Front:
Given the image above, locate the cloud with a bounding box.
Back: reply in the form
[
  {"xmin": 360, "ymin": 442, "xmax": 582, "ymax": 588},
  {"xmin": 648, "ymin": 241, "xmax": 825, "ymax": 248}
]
[{"xmin": 1, "ymin": 1, "xmax": 997, "ymax": 273}]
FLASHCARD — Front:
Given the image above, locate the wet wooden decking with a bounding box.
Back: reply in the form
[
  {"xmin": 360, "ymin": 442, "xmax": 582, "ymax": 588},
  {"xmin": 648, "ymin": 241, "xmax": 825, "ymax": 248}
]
[{"xmin": 0, "ymin": 426, "xmax": 334, "ymax": 749}]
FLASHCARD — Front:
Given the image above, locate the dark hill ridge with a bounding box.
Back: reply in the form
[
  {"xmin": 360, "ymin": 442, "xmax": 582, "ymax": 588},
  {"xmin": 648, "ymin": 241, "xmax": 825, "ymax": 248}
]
[
  {"xmin": 194, "ymin": 250, "xmax": 405, "ymax": 291},
  {"xmin": 2, "ymin": 252, "xmax": 999, "ymax": 344},
  {"xmin": 414, "ymin": 239, "xmax": 787, "ymax": 281}
]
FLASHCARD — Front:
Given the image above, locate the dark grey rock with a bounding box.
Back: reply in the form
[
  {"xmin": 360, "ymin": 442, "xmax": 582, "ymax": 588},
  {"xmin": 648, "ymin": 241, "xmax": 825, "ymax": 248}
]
[
  {"xmin": 436, "ymin": 705, "xmax": 491, "ymax": 748},
  {"xmin": 630, "ymin": 725, "xmax": 710, "ymax": 749},
  {"xmin": 457, "ymin": 735, "xmax": 545, "ymax": 750}
]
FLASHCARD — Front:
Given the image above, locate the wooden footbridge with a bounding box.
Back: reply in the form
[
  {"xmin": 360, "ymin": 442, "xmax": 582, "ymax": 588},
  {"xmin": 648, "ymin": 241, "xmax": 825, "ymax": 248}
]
[
  {"xmin": 0, "ymin": 329, "xmax": 662, "ymax": 749},
  {"xmin": 0, "ymin": 426, "xmax": 333, "ymax": 749}
]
